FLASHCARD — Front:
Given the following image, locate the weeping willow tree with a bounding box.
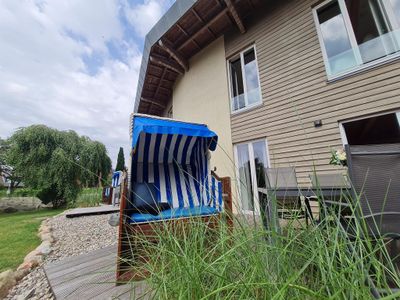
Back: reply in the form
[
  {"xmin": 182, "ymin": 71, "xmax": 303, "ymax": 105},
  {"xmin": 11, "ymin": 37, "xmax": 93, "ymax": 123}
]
[
  {"xmin": 80, "ymin": 137, "xmax": 112, "ymax": 187},
  {"xmin": 6, "ymin": 125, "xmax": 111, "ymax": 207}
]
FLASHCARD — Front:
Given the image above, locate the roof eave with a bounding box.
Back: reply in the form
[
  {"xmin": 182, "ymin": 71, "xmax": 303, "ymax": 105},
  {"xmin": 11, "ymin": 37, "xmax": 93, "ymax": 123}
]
[{"xmin": 133, "ymin": 0, "xmax": 197, "ymax": 113}]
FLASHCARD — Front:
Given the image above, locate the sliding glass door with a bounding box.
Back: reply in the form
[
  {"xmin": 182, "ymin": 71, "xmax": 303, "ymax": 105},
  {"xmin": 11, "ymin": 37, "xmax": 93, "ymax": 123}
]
[{"xmin": 234, "ymin": 139, "xmax": 269, "ymax": 214}]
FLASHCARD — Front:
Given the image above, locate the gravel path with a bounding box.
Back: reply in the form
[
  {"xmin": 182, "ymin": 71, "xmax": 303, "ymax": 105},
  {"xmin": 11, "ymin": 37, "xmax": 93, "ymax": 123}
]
[{"xmin": 5, "ymin": 212, "xmax": 118, "ymax": 300}]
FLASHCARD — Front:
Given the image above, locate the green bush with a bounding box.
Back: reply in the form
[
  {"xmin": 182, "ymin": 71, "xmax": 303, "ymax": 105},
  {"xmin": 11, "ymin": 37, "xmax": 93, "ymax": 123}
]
[
  {"xmin": 0, "ymin": 187, "xmax": 40, "ymax": 198},
  {"xmin": 0, "ymin": 186, "xmax": 103, "ymax": 208},
  {"xmin": 73, "ymin": 188, "xmax": 103, "ymax": 208}
]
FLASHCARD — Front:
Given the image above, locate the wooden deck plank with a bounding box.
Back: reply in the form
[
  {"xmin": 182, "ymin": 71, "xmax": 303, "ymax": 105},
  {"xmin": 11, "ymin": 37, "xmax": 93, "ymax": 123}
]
[
  {"xmin": 91, "ymin": 281, "xmax": 152, "ymax": 300},
  {"xmin": 48, "ymin": 256, "xmax": 115, "ymax": 286},
  {"xmin": 65, "ymin": 205, "xmax": 119, "ymax": 218},
  {"xmin": 53, "ymin": 270, "xmax": 123, "ymax": 299},
  {"xmin": 44, "ymin": 245, "xmax": 147, "ymax": 299},
  {"xmin": 45, "ymin": 246, "xmax": 115, "ymax": 274}
]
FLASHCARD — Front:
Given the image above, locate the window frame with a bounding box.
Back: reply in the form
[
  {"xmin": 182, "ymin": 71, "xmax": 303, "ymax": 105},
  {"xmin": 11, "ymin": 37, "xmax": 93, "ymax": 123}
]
[
  {"xmin": 313, "ymin": 0, "xmax": 400, "ymax": 81},
  {"xmin": 383, "ymin": 0, "xmax": 400, "ymax": 29},
  {"xmin": 233, "ymin": 138, "xmax": 271, "ymax": 215},
  {"xmin": 227, "ymin": 45, "xmax": 263, "ymax": 114}
]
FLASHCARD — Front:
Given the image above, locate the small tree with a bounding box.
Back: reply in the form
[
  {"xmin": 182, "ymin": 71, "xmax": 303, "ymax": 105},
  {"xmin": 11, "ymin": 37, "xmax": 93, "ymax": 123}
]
[{"xmin": 115, "ymin": 147, "xmax": 125, "ymax": 171}]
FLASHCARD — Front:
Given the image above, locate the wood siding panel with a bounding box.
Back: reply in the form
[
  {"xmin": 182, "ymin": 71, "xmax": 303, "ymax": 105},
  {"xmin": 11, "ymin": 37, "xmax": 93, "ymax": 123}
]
[{"xmin": 225, "ymin": 0, "xmax": 400, "ymax": 185}]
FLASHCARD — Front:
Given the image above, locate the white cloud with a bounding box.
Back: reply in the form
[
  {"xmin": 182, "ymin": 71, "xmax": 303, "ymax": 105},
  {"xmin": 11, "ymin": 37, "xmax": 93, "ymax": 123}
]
[
  {"xmin": 0, "ymin": 0, "xmax": 175, "ymax": 167},
  {"xmin": 124, "ymin": 0, "xmax": 174, "ymax": 37},
  {"xmin": 42, "ymin": 0, "xmax": 123, "ymax": 52}
]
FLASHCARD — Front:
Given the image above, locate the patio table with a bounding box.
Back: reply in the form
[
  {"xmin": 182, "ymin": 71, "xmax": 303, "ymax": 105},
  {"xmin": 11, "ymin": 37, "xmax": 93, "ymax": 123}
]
[{"xmin": 258, "ymin": 187, "xmax": 352, "ymax": 229}]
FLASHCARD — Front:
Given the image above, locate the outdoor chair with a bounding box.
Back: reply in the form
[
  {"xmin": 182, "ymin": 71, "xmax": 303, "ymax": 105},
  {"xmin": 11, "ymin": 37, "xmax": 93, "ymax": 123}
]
[
  {"xmin": 309, "ymin": 173, "xmax": 351, "ymax": 222},
  {"xmin": 345, "ymin": 143, "xmax": 400, "ymax": 296},
  {"xmin": 265, "ymin": 167, "xmax": 312, "ymax": 226},
  {"xmin": 116, "ymin": 114, "xmax": 232, "ymax": 282},
  {"xmin": 102, "ymin": 186, "xmax": 112, "ymax": 204},
  {"xmin": 346, "ymin": 144, "xmax": 400, "ymax": 237},
  {"xmin": 111, "ymin": 171, "xmax": 123, "ymax": 206}
]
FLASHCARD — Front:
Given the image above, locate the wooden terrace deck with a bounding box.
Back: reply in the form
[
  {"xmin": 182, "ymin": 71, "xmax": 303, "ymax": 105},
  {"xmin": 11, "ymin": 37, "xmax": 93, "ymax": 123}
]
[
  {"xmin": 43, "ymin": 245, "xmax": 150, "ymax": 299},
  {"xmin": 65, "ymin": 205, "xmax": 120, "ymax": 218}
]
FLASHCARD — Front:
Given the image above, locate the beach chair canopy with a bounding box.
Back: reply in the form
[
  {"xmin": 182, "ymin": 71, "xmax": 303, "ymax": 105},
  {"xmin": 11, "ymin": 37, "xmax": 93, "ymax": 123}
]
[
  {"xmin": 112, "ymin": 171, "xmax": 123, "ymax": 187},
  {"xmin": 128, "ymin": 114, "xmax": 223, "ymax": 223}
]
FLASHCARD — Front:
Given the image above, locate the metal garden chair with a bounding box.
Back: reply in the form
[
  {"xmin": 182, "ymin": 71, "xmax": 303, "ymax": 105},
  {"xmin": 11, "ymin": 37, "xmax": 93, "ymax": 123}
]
[{"xmin": 345, "ymin": 143, "xmax": 400, "ymax": 297}]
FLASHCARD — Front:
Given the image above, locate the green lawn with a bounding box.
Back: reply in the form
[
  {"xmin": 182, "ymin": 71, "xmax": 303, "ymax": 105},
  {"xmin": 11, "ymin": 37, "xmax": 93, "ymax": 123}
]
[{"xmin": 0, "ymin": 209, "xmax": 64, "ymax": 272}]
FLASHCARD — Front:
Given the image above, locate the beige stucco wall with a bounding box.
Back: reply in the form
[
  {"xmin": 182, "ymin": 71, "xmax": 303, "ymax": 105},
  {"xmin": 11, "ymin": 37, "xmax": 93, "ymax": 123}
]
[{"xmin": 172, "ymin": 37, "xmax": 238, "ymax": 211}]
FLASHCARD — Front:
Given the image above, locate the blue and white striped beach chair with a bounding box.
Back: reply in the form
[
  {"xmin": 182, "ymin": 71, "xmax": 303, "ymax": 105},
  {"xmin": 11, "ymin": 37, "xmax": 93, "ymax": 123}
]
[
  {"xmin": 117, "ymin": 114, "xmax": 232, "ymax": 281},
  {"xmin": 111, "ymin": 171, "xmax": 123, "ymax": 206},
  {"xmin": 127, "ymin": 114, "xmax": 227, "ymax": 222}
]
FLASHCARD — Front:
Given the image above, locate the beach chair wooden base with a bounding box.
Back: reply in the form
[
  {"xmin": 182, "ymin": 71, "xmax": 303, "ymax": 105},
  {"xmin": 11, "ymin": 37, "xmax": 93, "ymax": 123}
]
[
  {"xmin": 116, "ymin": 175, "xmax": 232, "ymax": 283},
  {"xmin": 116, "ymin": 214, "xmax": 225, "ymax": 282}
]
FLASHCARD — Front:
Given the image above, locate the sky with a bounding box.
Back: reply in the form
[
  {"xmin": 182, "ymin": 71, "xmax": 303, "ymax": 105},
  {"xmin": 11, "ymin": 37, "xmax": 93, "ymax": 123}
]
[{"xmin": 0, "ymin": 0, "xmax": 175, "ymax": 166}]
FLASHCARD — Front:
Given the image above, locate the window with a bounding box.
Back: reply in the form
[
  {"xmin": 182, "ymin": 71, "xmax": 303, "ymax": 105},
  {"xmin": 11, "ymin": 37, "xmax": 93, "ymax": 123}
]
[
  {"xmin": 228, "ymin": 46, "xmax": 262, "ymax": 112},
  {"xmin": 341, "ymin": 111, "xmax": 400, "ymax": 145},
  {"xmin": 234, "ymin": 139, "xmax": 269, "ymax": 214},
  {"xmin": 314, "ymin": 0, "xmax": 400, "ymax": 79}
]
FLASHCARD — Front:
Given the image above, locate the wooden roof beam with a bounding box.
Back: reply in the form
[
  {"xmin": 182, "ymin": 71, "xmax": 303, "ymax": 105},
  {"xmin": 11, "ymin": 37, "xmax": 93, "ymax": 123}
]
[
  {"xmin": 215, "ymin": 0, "xmax": 223, "ymax": 8},
  {"xmin": 153, "ymin": 68, "xmax": 168, "ymax": 99},
  {"xmin": 147, "ymin": 74, "xmax": 174, "ymax": 84},
  {"xmin": 145, "ymin": 83, "xmax": 172, "ymax": 95},
  {"xmin": 191, "ymin": 8, "xmax": 217, "ymax": 38},
  {"xmin": 178, "ymin": 8, "xmax": 229, "ymax": 51},
  {"xmin": 158, "ymin": 39, "xmax": 189, "ymax": 72},
  {"xmin": 140, "ymin": 97, "xmax": 166, "ymax": 110},
  {"xmin": 149, "ymin": 54, "xmax": 185, "ymax": 75},
  {"xmin": 246, "ymin": 0, "xmax": 255, "ymax": 10},
  {"xmin": 176, "ymin": 23, "xmax": 201, "ymax": 50},
  {"xmin": 224, "ymin": 0, "xmax": 246, "ymax": 33}
]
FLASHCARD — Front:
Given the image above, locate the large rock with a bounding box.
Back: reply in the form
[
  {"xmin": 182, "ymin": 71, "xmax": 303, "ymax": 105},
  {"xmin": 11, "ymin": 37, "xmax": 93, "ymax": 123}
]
[
  {"xmin": 0, "ymin": 270, "xmax": 16, "ymax": 299},
  {"xmin": 36, "ymin": 241, "xmax": 52, "ymax": 256},
  {"xmin": 39, "ymin": 232, "xmax": 54, "ymax": 244},
  {"xmin": 13, "ymin": 269, "xmax": 29, "ymax": 281},
  {"xmin": 19, "ymin": 249, "xmax": 43, "ymax": 270},
  {"xmin": 0, "ymin": 197, "xmax": 45, "ymax": 212}
]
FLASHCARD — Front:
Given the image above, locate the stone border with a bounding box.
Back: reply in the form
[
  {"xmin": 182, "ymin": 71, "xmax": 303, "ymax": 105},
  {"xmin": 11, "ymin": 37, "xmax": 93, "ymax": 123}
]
[{"xmin": 0, "ymin": 217, "xmax": 56, "ymax": 298}]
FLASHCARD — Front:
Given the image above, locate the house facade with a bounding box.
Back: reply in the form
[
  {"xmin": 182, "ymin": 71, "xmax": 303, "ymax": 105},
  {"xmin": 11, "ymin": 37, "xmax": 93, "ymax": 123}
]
[{"xmin": 133, "ymin": 0, "xmax": 400, "ymax": 215}]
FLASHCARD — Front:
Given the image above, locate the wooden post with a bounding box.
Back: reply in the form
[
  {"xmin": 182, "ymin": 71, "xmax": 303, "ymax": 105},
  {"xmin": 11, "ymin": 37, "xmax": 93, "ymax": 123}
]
[
  {"xmin": 212, "ymin": 171, "xmax": 233, "ymax": 229},
  {"xmin": 116, "ymin": 171, "xmax": 128, "ymax": 282}
]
